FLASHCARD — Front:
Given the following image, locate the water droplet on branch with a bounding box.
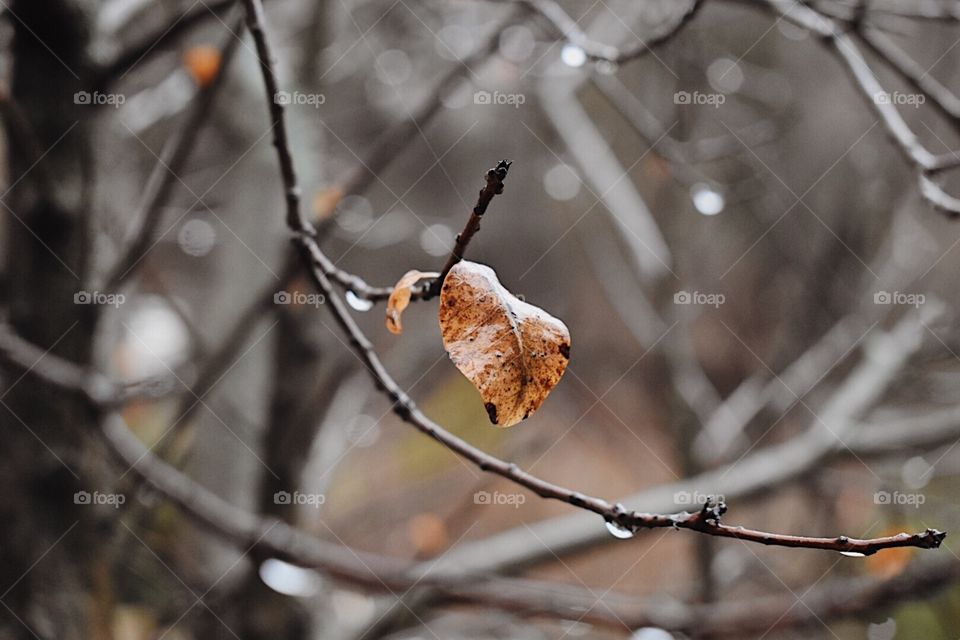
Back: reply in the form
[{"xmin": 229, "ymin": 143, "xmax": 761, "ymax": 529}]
[
  {"xmin": 605, "ymin": 520, "xmax": 635, "ymax": 539},
  {"xmin": 346, "ymin": 290, "xmax": 373, "ymax": 312},
  {"xmin": 691, "ymin": 183, "xmax": 725, "ymax": 216},
  {"xmin": 561, "ymin": 44, "xmax": 587, "ymax": 68}
]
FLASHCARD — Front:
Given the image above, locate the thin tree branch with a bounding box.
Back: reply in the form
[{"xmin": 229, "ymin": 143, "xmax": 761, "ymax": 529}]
[
  {"xmin": 414, "ymin": 305, "xmax": 944, "ymax": 576},
  {"xmin": 157, "ymin": 17, "xmax": 517, "ymax": 442},
  {"xmin": 95, "ymin": 0, "xmax": 241, "ymax": 89},
  {"xmin": 752, "ymin": 0, "xmax": 960, "ymax": 215},
  {"xmin": 515, "ymin": 0, "xmax": 705, "ymax": 64},
  {"xmin": 105, "ymin": 10, "xmax": 245, "ymax": 290},
  {"xmin": 4, "ymin": 318, "xmax": 958, "ymax": 634},
  {"xmin": 242, "ymin": 0, "xmax": 308, "ymax": 234},
  {"xmin": 425, "ymin": 159, "xmax": 512, "ymax": 298},
  {"xmin": 241, "ymin": 0, "xmax": 947, "ymax": 555},
  {"xmin": 858, "ymin": 25, "xmax": 960, "ymax": 123}
]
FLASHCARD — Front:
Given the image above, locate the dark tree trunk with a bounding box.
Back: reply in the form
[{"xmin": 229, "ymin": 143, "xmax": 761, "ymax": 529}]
[{"xmin": 0, "ymin": 3, "xmax": 109, "ymax": 638}]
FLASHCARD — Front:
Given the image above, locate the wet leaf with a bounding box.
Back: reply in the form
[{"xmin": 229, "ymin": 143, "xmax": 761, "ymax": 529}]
[
  {"xmin": 439, "ymin": 260, "xmax": 570, "ymax": 427},
  {"xmin": 387, "ymin": 270, "xmax": 439, "ymax": 335}
]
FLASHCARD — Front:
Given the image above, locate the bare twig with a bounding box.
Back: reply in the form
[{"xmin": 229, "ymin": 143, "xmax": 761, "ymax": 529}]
[
  {"xmin": 858, "ymin": 25, "xmax": 960, "ymax": 123},
  {"xmin": 105, "ymin": 11, "xmax": 245, "ymax": 290},
  {"xmin": 754, "ymin": 0, "xmax": 960, "ymax": 215},
  {"xmin": 516, "ymin": 0, "xmax": 704, "ymax": 64},
  {"xmin": 3, "ymin": 322, "xmax": 958, "ymax": 633},
  {"xmin": 416, "ymin": 306, "xmax": 943, "ymax": 575},
  {"xmin": 426, "ymin": 159, "xmax": 512, "ymax": 298},
  {"xmin": 242, "ymin": 0, "xmax": 308, "ymax": 234},
  {"xmin": 95, "ymin": 0, "xmax": 241, "ymax": 89},
  {"xmin": 241, "ymin": 0, "xmax": 946, "ymax": 555}
]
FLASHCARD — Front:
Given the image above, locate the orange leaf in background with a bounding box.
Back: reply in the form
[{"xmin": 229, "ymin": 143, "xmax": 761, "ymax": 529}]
[
  {"xmin": 407, "ymin": 512, "xmax": 448, "ymax": 558},
  {"xmin": 867, "ymin": 528, "xmax": 915, "ymax": 579},
  {"xmin": 644, "ymin": 153, "xmax": 671, "ymax": 180},
  {"xmin": 312, "ymin": 187, "xmax": 344, "ymax": 222},
  {"xmin": 386, "ymin": 270, "xmax": 439, "ymax": 335},
  {"xmin": 184, "ymin": 45, "xmax": 222, "ymax": 88},
  {"xmin": 439, "ymin": 260, "xmax": 571, "ymax": 427}
]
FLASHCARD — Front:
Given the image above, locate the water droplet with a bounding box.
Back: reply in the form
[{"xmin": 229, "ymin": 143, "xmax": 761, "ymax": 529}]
[
  {"xmin": 595, "ymin": 60, "xmax": 618, "ymax": 75},
  {"xmin": 691, "ymin": 183, "xmax": 725, "ymax": 216},
  {"xmin": 335, "ymin": 195, "xmax": 373, "ymax": 233},
  {"xmin": 435, "ymin": 24, "xmax": 473, "ymax": 61},
  {"xmin": 840, "ymin": 550, "xmax": 867, "ymax": 558},
  {"xmin": 707, "ymin": 57, "xmax": 744, "ymax": 94},
  {"xmin": 120, "ymin": 296, "xmax": 190, "ymax": 382},
  {"xmin": 605, "ymin": 520, "xmax": 634, "ymax": 539},
  {"xmin": 867, "ymin": 618, "xmax": 896, "ymax": 640},
  {"xmin": 499, "ymin": 25, "xmax": 535, "ymax": 63},
  {"xmin": 375, "ymin": 49, "xmax": 411, "ymax": 85},
  {"xmin": 346, "ymin": 415, "xmax": 380, "ymax": 447},
  {"xmin": 440, "ymin": 79, "xmax": 471, "ymax": 110},
  {"xmin": 902, "ymin": 455, "xmax": 934, "ymax": 489},
  {"xmin": 543, "ymin": 163, "xmax": 581, "ymax": 201},
  {"xmin": 420, "ymin": 223, "xmax": 454, "ymax": 257},
  {"xmin": 561, "ymin": 44, "xmax": 587, "ymax": 68},
  {"xmin": 346, "ymin": 290, "xmax": 374, "ymax": 312},
  {"xmin": 259, "ymin": 559, "xmax": 319, "ymax": 597},
  {"xmin": 177, "ymin": 218, "xmax": 216, "ymax": 256},
  {"xmin": 631, "ymin": 628, "xmax": 674, "ymax": 640}
]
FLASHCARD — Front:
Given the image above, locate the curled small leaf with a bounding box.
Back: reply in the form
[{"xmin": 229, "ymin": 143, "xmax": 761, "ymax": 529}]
[
  {"xmin": 439, "ymin": 260, "xmax": 570, "ymax": 427},
  {"xmin": 386, "ymin": 270, "xmax": 440, "ymax": 335}
]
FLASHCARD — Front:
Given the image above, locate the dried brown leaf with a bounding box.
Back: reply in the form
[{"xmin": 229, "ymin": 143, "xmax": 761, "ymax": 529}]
[
  {"xmin": 386, "ymin": 270, "xmax": 439, "ymax": 335},
  {"xmin": 439, "ymin": 261, "xmax": 570, "ymax": 427}
]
